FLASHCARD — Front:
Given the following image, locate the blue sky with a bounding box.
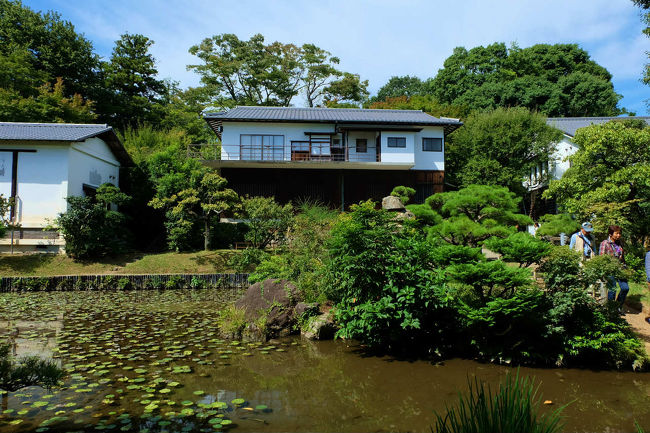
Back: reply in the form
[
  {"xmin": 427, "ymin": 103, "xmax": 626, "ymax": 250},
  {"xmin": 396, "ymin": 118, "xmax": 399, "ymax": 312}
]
[{"xmin": 25, "ymin": 0, "xmax": 650, "ymax": 114}]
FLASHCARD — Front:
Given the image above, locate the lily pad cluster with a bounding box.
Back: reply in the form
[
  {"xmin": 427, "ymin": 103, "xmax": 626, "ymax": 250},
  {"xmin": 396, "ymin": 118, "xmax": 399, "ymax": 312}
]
[{"xmin": 0, "ymin": 290, "xmax": 287, "ymax": 432}]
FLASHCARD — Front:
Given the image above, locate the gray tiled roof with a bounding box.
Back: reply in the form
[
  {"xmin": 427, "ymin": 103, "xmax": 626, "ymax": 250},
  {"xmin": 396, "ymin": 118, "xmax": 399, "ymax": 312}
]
[
  {"xmin": 547, "ymin": 117, "xmax": 650, "ymax": 137},
  {"xmin": 205, "ymin": 106, "xmax": 462, "ymax": 127},
  {"xmin": 0, "ymin": 122, "xmax": 113, "ymax": 141}
]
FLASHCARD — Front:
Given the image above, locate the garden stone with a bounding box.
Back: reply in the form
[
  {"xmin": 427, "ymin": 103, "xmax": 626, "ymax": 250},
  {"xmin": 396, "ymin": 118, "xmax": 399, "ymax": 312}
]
[
  {"xmin": 302, "ymin": 313, "xmax": 337, "ymax": 340},
  {"xmin": 294, "ymin": 302, "xmax": 319, "ymax": 318},
  {"xmin": 235, "ymin": 279, "xmax": 302, "ymax": 339},
  {"xmin": 382, "ymin": 195, "xmax": 405, "ymax": 211}
]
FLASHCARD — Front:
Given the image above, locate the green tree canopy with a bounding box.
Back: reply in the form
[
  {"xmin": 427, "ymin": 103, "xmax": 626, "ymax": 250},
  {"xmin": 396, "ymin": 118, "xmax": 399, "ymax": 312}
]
[
  {"xmin": 446, "ymin": 107, "xmax": 561, "ymax": 195},
  {"xmin": 430, "ymin": 43, "xmax": 624, "ymax": 117},
  {"xmin": 544, "ymin": 120, "xmax": 650, "ymax": 243},
  {"xmin": 188, "ymin": 33, "xmax": 368, "ymax": 108},
  {"xmin": 100, "ymin": 33, "xmax": 167, "ymax": 128},
  {"xmin": 0, "ymin": 0, "xmax": 100, "ymax": 99},
  {"xmin": 369, "ymin": 75, "xmax": 427, "ymax": 103},
  {"xmin": 632, "ymin": 0, "xmax": 650, "ymax": 86}
]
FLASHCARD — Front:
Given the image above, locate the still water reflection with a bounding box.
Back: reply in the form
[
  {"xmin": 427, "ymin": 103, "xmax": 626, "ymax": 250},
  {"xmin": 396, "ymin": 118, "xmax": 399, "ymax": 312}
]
[{"xmin": 0, "ymin": 290, "xmax": 648, "ymax": 432}]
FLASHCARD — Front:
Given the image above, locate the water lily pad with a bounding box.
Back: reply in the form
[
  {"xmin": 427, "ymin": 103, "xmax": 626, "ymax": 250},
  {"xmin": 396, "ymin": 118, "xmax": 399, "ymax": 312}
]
[
  {"xmin": 231, "ymin": 398, "xmax": 245, "ymax": 406},
  {"xmin": 193, "ymin": 390, "xmax": 205, "ymax": 396}
]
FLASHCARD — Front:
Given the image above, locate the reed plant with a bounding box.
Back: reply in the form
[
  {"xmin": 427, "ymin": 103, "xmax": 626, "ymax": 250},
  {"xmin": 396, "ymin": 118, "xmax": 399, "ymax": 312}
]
[{"xmin": 433, "ymin": 372, "xmax": 566, "ymax": 433}]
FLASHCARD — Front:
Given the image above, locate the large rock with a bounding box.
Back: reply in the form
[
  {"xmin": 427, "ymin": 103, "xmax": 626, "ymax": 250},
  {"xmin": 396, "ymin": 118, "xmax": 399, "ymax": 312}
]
[
  {"xmin": 382, "ymin": 195, "xmax": 405, "ymax": 211},
  {"xmin": 302, "ymin": 313, "xmax": 337, "ymax": 340},
  {"xmin": 235, "ymin": 279, "xmax": 302, "ymax": 339}
]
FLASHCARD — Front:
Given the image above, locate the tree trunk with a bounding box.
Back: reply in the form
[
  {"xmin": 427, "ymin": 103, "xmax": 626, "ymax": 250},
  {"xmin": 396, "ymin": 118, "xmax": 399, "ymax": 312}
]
[{"xmin": 204, "ymin": 218, "xmax": 210, "ymax": 251}]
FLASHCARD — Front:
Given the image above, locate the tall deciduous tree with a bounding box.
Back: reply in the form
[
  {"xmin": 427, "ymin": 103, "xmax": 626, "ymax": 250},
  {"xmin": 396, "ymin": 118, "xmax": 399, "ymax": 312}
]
[
  {"xmin": 188, "ymin": 33, "xmax": 368, "ymax": 108},
  {"xmin": 150, "ymin": 172, "xmax": 240, "ymax": 251},
  {"xmin": 430, "ymin": 43, "xmax": 624, "ymax": 117},
  {"xmin": 369, "ymin": 75, "xmax": 427, "ymax": 104},
  {"xmin": 544, "ymin": 119, "xmax": 650, "ymax": 243},
  {"xmin": 101, "ymin": 33, "xmax": 167, "ymax": 128},
  {"xmin": 446, "ymin": 107, "xmax": 561, "ymax": 196},
  {"xmin": 0, "ymin": 0, "xmax": 100, "ymax": 99}
]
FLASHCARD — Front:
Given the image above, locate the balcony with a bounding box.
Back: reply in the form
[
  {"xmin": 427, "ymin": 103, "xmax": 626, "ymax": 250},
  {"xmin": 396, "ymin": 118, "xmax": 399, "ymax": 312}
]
[{"xmin": 188, "ymin": 142, "xmax": 414, "ymax": 170}]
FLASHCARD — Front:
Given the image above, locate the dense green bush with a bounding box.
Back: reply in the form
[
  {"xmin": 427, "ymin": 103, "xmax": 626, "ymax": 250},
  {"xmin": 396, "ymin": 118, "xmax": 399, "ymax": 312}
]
[
  {"xmin": 242, "ymin": 196, "xmax": 293, "ymax": 249},
  {"xmin": 484, "ymin": 232, "xmax": 551, "ymax": 267},
  {"xmin": 326, "ymin": 189, "xmax": 648, "ymax": 369},
  {"xmin": 56, "ymin": 184, "xmax": 131, "ymax": 259},
  {"xmin": 390, "ymin": 185, "xmax": 416, "ymax": 204},
  {"xmin": 536, "ymin": 213, "xmax": 580, "ymax": 238}
]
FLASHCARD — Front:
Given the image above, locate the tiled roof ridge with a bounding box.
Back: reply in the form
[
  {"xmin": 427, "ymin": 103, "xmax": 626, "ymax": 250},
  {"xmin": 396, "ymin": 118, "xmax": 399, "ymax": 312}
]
[
  {"xmin": 231, "ymin": 105, "xmax": 426, "ymax": 113},
  {"xmin": 0, "ymin": 122, "xmax": 110, "ymax": 128}
]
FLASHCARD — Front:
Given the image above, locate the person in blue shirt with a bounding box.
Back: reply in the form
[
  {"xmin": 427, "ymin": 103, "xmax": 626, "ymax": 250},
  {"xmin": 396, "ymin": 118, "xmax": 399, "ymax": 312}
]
[{"xmin": 569, "ymin": 222, "xmax": 595, "ymax": 261}]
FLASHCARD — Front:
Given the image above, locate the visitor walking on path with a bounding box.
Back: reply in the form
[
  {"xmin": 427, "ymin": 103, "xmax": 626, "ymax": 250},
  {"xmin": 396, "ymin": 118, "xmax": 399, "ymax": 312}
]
[
  {"xmin": 569, "ymin": 222, "xmax": 596, "ymax": 261},
  {"xmin": 599, "ymin": 225, "xmax": 629, "ymax": 308}
]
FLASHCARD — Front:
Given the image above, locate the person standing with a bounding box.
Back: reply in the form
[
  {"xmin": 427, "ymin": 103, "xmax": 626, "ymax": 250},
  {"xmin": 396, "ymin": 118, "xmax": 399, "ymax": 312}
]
[
  {"xmin": 645, "ymin": 243, "xmax": 650, "ymax": 324},
  {"xmin": 599, "ymin": 225, "xmax": 629, "ymax": 309},
  {"xmin": 569, "ymin": 222, "xmax": 596, "ymax": 260}
]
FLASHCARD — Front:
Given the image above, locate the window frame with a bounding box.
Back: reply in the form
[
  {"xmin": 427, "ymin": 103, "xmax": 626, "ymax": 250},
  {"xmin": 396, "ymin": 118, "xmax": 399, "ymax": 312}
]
[
  {"xmin": 422, "ymin": 137, "xmax": 443, "ymax": 152},
  {"xmin": 387, "ymin": 137, "xmax": 406, "ymax": 148},
  {"xmin": 355, "ymin": 138, "xmax": 368, "ymax": 153}
]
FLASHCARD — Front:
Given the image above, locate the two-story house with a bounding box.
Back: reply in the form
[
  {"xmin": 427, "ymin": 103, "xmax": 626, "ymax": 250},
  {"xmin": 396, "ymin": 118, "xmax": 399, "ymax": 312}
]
[{"xmin": 198, "ymin": 106, "xmax": 462, "ymax": 208}]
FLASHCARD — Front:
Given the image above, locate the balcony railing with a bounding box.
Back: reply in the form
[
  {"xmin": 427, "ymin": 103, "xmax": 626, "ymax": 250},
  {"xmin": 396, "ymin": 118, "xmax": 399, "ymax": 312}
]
[{"xmin": 189, "ymin": 142, "xmax": 382, "ymax": 163}]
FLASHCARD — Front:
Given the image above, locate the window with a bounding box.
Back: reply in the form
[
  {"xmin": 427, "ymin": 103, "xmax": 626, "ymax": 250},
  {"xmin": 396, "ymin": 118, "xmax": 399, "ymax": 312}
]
[
  {"xmin": 356, "ymin": 138, "xmax": 367, "ymax": 153},
  {"xmin": 422, "ymin": 137, "xmax": 442, "ymax": 152},
  {"xmin": 240, "ymin": 134, "xmax": 284, "ymax": 160},
  {"xmin": 387, "ymin": 137, "xmax": 406, "ymax": 148}
]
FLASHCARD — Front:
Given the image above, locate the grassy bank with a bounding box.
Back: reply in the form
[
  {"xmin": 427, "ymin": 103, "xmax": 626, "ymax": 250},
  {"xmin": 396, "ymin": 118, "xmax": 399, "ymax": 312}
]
[{"xmin": 0, "ymin": 250, "xmax": 238, "ymax": 276}]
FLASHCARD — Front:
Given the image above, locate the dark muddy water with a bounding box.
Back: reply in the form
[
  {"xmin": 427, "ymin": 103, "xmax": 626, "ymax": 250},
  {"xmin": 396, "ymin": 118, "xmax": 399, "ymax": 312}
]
[{"xmin": 0, "ymin": 290, "xmax": 648, "ymax": 433}]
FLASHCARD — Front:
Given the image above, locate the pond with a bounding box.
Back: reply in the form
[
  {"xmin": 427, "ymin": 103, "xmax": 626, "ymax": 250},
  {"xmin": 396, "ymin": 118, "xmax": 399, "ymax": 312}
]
[{"xmin": 1, "ymin": 289, "xmax": 649, "ymax": 433}]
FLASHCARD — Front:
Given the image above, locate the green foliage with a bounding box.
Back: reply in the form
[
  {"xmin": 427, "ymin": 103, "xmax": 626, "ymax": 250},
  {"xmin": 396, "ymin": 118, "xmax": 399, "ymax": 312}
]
[
  {"xmin": 326, "ymin": 201, "xmax": 453, "ymax": 350},
  {"xmin": 431, "ymin": 42, "xmax": 623, "ymax": 117},
  {"xmin": 432, "ymin": 372, "xmax": 565, "ymax": 433},
  {"xmin": 242, "ymin": 196, "xmax": 293, "ymax": 249},
  {"xmin": 217, "ymin": 304, "xmax": 248, "ymax": 339},
  {"xmin": 390, "ymin": 185, "xmax": 416, "ymax": 204},
  {"xmin": 188, "ymin": 33, "xmax": 368, "ymax": 108},
  {"xmin": 447, "ymin": 260, "xmax": 532, "ymax": 302},
  {"xmin": 56, "ymin": 185, "xmax": 131, "ymax": 259},
  {"xmin": 537, "ymin": 246, "xmax": 581, "ymax": 292},
  {"xmin": 545, "ymin": 120, "xmax": 650, "ymax": 245},
  {"xmin": 100, "ymin": 33, "xmax": 167, "ymax": 128},
  {"xmin": 446, "ymin": 108, "xmax": 561, "ymax": 194},
  {"xmin": 370, "ymin": 75, "xmax": 427, "ymax": 102},
  {"xmin": 536, "ymin": 214, "xmax": 580, "ymax": 238},
  {"xmin": 426, "ymin": 185, "xmax": 532, "ymax": 247},
  {"xmin": 406, "ymin": 203, "xmax": 442, "ymax": 228},
  {"xmin": 581, "ymin": 255, "xmax": 629, "ymax": 287},
  {"xmin": 228, "ymin": 248, "xmax": 269, "ymax": 273},
  {"xmin": 0, "ymin": 343, "xmax": 64, "ymax": 392},
  {"xmin": 368, "ymin": 94, "xmax": 468, "ymax": 119},
  {"xmin": 247, "ymin": 202, "xmax": 336, "ymax": 301},
  {"xmin": 484, "ymin": 232, "xmax": 551, "ymax": 267}
]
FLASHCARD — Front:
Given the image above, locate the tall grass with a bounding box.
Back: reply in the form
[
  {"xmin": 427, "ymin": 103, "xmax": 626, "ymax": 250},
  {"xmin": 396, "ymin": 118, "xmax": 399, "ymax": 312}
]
[{"xmin": 433, "ymin": 372, "xmax": 566, "ymax": 433}]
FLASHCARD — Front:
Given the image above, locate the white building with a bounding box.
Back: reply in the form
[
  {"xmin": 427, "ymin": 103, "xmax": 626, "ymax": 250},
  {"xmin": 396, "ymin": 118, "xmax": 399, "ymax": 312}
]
[
  {"xmin": 0, "ymin": 123, "xmax": 131, "ymax": 253},
  {"xmin": 524, "ymin": 116, "xmax": 650, "ymax": 219},
  {"xmin": 198, "ymin": 106, "xmax": 462, "ymax": 208}
]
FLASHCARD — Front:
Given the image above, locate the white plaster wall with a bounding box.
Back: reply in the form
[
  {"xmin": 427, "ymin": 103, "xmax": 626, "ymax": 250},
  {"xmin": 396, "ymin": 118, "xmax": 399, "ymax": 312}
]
[
  {"xmin": 67, "ymin": 138, "xmax": 120, "ymax": 198},
  {"xmin": 413, "ymin": 126, "xmax": 445, "ymax": 171},
  {"xmin": 0, "ymin": 144, "xmax": 70, "ymax": 227},
  {"xmin": 347, "ymin": 131, "xmax": 377, "ymax": 162},
  {"xmin": 221, "ymin": 122, "xmax": 337, "ymax": 161},
  {"xmin": 551, "ymin": 136, "xmax": 578, "ymax": 180},
  {"xmin": 380, "ymin": 131, "xmax": 415, "ymax": 164}
]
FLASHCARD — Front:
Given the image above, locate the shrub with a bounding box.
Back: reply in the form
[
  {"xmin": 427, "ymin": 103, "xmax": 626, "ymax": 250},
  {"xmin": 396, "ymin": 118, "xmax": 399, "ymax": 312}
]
[
  {"xmin": 390, "ymin": 185, "xmax": 416, "ymax": 204},
  {"xmin": 242, "ymin": 196, "xmax": 293, "ymax": 249},
  {"xmin": 228, "ymin": 248, "xmax": 269, "ymax": 273},
  {"xmin": 484, "ymin": 232, "xmax": 551, "ymax": 267},
  {"xmin": 56, "ymin": 184, "xmax": 131, "ymax": 259},
  {"xmin": 432, "ymin": 372, "xmax": 566, "ymax": 433},
  {"xmin": 217, "ymin": 304, "xmax": 247, "ymax": 339},
  {"xmin": 117, "ymin": 277, "xmax": 132, "ymax": 290},
  {"xmin": 537, "ymin": 246, "xmax": 581, "ymax": 292},
  {"xmin": 536, "ymin": 214, "xmax": 580, "ymax": 238}
]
